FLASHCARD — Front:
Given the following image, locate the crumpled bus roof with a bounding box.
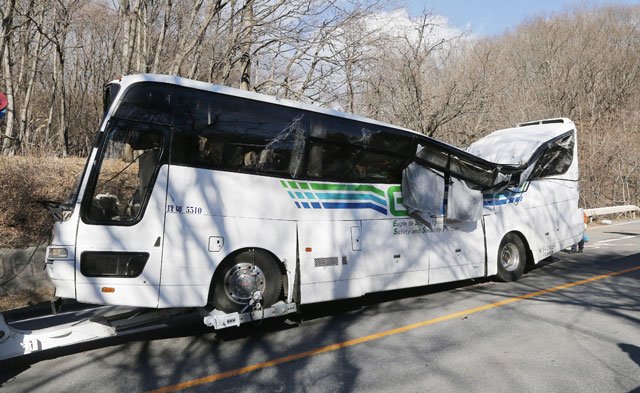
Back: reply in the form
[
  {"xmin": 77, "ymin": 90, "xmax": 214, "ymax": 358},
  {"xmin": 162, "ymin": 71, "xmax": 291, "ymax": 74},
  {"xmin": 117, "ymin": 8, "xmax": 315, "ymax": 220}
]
[{"xmin": 467, "ymin": 119, "xmax": 576, "ymax": 165}]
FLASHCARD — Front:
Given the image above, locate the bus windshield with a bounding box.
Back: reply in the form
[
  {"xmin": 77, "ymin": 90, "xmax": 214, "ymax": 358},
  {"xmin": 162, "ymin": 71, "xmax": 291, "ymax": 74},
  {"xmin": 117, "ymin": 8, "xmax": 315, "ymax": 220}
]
[{"xmin": 84, "ymin": 121, "xmax": 165, "ymax": 223}]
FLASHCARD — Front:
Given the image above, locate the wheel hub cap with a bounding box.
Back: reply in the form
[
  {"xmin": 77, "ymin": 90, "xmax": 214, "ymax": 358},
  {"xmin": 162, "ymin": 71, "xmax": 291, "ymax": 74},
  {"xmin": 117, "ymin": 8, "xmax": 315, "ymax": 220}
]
[
  {"xmin": 500, "ymin": 243, "xmax": 520, "ymax": 272},
  {"xmin": 224, "ymin": 263, "xmax": 266, "ymax": 304}
]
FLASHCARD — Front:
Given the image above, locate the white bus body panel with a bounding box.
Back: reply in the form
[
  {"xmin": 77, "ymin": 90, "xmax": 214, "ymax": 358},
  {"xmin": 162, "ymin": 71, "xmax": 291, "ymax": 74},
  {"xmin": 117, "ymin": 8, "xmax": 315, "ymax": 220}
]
[
  {"xmin": 298, "ymin": 220, "xmax": 367, "ymax": 303},
  {"xmin": 362, "ymin": 218, "xmax": 430, "ymax": 293},
  {"xmin": 155, "ymin": 168, "xmax": 489, "ymax": 306},
  {"xmin": 428, "ymin": 221, "xmax": 486, "ymax": 285},
  {"xmin": 159, "ymin": 167, "xmax": 298, "ymax": 307},
  {"xmin": 73, "ymin": 166, "xmax": 170, "ymax": 308}
]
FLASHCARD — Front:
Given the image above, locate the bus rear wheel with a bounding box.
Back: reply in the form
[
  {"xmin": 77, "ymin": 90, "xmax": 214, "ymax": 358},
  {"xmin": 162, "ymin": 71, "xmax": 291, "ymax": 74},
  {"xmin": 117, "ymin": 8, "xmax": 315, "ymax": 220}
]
[
  {"xmin": 210, "ymin": 249, "xmax": 282, "ymax": 313},
  {"xmin": 496, "ymin": 233, "xmax": 526, "ymax": 282}
]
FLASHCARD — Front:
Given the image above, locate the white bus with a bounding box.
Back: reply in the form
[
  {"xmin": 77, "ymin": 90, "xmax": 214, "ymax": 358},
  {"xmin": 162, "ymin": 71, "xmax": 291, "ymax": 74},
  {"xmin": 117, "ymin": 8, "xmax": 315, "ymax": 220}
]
[{"xmin": 44, "ymin": 74, "xmax": 583, "ymax": 317}]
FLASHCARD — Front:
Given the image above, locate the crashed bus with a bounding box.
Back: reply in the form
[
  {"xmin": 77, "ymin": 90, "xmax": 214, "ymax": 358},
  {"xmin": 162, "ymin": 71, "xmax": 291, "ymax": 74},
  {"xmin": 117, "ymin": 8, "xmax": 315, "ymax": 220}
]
[{"xmin": 39, "ymin": 74, "xmax": 582, "ymax": 322}]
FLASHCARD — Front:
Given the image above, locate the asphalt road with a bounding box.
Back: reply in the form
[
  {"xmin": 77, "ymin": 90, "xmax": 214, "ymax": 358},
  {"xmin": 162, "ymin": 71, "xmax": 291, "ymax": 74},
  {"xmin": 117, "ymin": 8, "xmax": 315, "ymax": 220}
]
[{"xmin": 1, "ymin": 221, "xmax": 639, "ymax": 393}]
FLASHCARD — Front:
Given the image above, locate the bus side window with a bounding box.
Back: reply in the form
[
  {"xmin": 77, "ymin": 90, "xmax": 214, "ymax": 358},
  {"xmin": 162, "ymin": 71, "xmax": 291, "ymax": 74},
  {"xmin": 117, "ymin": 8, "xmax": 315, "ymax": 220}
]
[
  {"xmin": 306, "ymin": 115, "xmax": 415, "ymax": 183},
  {"xmin": 257, "ymin": 148, "xmax": 274, "ymax": 170},
  {"xmin": 531, "ymin": 133, "xmax": 574, "ymax": 179},
  {"xmin": 221, "ymin": 145, "xmax": 246, "ymax": 169},
  {"xmin": 166, "ymin": 88, "xmax": 310, "ymax": 179},
  {"xmin": 306, "ymin": 144, "xmax": 324, "ymax": 178}
]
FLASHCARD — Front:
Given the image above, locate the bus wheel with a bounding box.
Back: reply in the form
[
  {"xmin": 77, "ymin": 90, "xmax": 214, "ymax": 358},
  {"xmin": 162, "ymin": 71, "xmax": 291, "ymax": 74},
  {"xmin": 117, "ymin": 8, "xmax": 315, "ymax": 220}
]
[
  {"xmin": 211, "ymin": 249, "xmax": 282, "ymax": 313},
  {"xmin": 496, "ymin": 233, "xmax": 526, "ymax": 282}
]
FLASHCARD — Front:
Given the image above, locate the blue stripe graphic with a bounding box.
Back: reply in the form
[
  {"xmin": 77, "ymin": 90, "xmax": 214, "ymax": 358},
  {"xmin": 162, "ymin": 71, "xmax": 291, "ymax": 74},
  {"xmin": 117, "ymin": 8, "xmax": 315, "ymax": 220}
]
[
  {"xmin": 282, "ymin": 181, "xmax": 390, "ymax": 215},
  {"xmin": 483, "ymin": 195, "xmax": 523, "ymax": 206},
  {"xmin": 322, "ymin": 202, "xmax": 388, "ymax": 215},
  {"xmin": 315, "ymin": 192, "xmax": 387, "ymax": 206}
]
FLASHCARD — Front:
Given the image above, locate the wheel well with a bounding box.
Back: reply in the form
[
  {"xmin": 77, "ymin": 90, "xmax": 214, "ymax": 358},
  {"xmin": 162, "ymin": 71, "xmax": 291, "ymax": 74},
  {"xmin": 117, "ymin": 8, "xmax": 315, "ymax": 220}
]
[
  {"xmin": 506, "ymin": 231, "xmax": 534, "ymax": 267},
  {"xmin": 208, "ymin": 247, "xmax": 288, "ymax": 303}
]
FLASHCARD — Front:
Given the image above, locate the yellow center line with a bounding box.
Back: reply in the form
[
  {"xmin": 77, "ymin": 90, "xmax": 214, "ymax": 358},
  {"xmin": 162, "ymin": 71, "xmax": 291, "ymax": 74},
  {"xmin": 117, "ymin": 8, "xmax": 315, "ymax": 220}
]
[{"xmin": 149, "ymin": 264, "xmax": 640, "ymax": 393}]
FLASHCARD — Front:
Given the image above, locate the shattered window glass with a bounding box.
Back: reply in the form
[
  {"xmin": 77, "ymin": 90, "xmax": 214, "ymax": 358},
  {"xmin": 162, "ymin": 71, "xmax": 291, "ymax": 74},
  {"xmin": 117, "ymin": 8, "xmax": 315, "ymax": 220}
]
[
  {"xmin": 530, "ymin": 133, "xmax": 574, "ymax": 179},
  {"xmin": 115, "ymin": 82, "xmax": 417, "ymax": 183},
  {"xmin": 164, "ymin": 88, "xmax": 308, "ymax": 178},
  {"xmin": 306, "ymin": 114, "xmax": 416, "ymax": 183},
  {"xmin": 414, "ymin": 144, "xmax": 507, "ymax": 190}
]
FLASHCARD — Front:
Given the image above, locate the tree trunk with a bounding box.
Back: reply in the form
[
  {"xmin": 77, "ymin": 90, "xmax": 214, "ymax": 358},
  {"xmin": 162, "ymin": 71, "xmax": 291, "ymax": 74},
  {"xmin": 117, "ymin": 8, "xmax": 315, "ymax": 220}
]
[
  {"xmin": 45, "ymin": 51, "xmax": 56, "ymax": 151},
  {"xmin": 2, "ymin": 40, "xmax": 16, "ymax": 154},
  {"xmin": 0, "ymin": 0, "xmax": 16, "ymax": 68},
  {"xmin": 135, "ymin": 6, "xmax": 142, "ymax": 72},
  {"xmin": 18, "ymin": 9, "xmax": 44, "ymax": 153},
  {"xmin": 170, "ymin": 0, "xmax": 222, "ymax": 75},
  {"xmin": 58, "ymin": 56, "xmax": 68, "ymax": 157},
  {"xmin": 220, "ymin": 0, "xmax": 237, "ymax": 85},
  {"xmin": 151, "ymin": 0, "xmax": 171, "ymax": 73},
  {"xmin": 239, "ymin": 0, "xmax": 254, "ymax": 91},
  {"xmin": 120, "ymin": 0, "xmax": 139, "ymax": 75}
]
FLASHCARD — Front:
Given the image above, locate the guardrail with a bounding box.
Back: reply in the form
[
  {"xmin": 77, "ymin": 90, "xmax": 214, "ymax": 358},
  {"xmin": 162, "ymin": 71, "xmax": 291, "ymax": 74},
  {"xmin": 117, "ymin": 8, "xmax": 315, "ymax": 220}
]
[{"xmin": 584, "ymin": 205, "xmax": 640, "ymax": 222}]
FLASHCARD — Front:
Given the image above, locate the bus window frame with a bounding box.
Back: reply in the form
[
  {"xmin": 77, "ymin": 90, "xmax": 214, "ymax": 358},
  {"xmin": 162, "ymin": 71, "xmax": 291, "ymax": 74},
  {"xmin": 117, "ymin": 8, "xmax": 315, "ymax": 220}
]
[
  {"xmin": 527, "ymin": 130, "xmax": 575, "ymax": 180},
  {"xmin": 153, "ymin": 82, "xmax": 418, "ymax": 184},
  {"xmin": 103, "ymin": 83, "xmax": 121, "ymax": 117},
  {"xmin": 80, "ymin": 119, "xmax": 169, "ymax": 227}
]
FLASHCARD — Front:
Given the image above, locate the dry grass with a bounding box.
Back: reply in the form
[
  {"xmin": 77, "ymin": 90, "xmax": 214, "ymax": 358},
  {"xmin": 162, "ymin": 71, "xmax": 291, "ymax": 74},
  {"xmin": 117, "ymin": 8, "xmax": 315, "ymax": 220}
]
[
  {"xmin": 0, "ymin": 156, "xmax": 86, "ymax": 248},
  {"xmin": 0, "ymin": 288, "xmax": 55, "ymax": 312},
  {"xmin": 0, "ymin": 155, "xmax": 146, "ymax": 248}
]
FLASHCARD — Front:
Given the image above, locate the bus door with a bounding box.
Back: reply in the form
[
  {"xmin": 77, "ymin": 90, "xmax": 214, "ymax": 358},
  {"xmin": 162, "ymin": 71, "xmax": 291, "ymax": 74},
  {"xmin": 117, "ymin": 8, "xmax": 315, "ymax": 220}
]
[{"xmin": 74, "ymin": 123, "xmax": 169, "ymax": 308}]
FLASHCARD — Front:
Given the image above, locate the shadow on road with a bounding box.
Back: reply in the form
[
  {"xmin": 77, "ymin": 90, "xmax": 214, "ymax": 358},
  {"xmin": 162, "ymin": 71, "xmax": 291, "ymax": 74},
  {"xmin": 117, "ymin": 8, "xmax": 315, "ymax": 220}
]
[
  {"xmin": 622, "ymin": 344, "xmax": 640, "ymax": 393},
  {"xmin": 603, "ymin": 232, "xmax": 640, "ymax": 236},
  {"xmin": 619, "ymin": 343, "xmax": 640, "ymax": 367}
]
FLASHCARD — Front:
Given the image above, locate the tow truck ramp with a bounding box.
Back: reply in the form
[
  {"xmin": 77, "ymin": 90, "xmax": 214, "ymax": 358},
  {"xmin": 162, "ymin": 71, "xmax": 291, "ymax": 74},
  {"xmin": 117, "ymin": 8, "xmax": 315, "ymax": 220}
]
[{"xmin": 0, "ymin": 301, "xmax": 298, "ymax": 361}]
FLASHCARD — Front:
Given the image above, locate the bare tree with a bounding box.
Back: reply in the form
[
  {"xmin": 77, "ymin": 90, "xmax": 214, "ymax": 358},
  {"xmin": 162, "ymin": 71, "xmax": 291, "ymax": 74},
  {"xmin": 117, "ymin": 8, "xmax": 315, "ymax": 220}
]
[
  {"xmin": 0, "ymin": 0, "xmax": 638, "ymax": 208},
  {"xmin": 0, "ymin": 0, "xmax": 17, "ymax": 153}
]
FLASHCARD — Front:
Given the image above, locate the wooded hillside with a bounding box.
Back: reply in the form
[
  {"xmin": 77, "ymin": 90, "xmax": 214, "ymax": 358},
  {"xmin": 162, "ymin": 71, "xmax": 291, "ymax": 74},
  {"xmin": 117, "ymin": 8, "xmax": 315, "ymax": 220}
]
[{"xmin": 1, "ymin": 1, "xmax": 638, "ymax": 209}]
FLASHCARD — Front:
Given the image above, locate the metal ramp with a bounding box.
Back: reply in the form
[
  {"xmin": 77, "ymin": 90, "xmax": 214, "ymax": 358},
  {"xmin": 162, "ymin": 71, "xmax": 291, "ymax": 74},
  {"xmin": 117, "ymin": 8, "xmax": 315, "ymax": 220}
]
[{"xmin": 0, "ymin": 300, "xmax": 298, "ymax": 361}]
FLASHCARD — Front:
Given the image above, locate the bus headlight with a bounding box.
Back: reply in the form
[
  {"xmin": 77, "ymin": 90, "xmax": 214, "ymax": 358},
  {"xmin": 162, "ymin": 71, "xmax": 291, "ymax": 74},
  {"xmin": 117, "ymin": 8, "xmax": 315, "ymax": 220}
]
[{"xmin": 48, "ymin": 247, "xmax": 69, "ymax": 259}]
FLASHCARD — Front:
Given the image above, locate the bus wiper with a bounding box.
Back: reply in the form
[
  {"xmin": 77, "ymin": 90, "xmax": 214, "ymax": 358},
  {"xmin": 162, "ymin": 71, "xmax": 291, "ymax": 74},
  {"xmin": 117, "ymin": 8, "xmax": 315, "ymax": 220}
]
[{"xmin": 35, "ymin": 200, "xmax": 73, "ymax": 221}]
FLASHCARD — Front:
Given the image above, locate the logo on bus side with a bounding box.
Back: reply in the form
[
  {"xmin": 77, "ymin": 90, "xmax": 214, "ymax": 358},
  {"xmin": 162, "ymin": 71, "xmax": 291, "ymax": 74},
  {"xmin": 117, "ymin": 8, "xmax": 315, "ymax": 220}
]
[{"xmin": 280, "ymin": 180, "xmax": 407, "ymax": 216}]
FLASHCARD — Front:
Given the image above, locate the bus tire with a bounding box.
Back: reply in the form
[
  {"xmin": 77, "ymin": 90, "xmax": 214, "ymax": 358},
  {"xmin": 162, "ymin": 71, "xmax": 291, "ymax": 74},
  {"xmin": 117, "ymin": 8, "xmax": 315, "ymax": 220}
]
[
  {"xmin": 210, "ymin": 249, "xmax": 283, "ymax": 313},
  {"xmin": 495, "ymin": 233, "xmax": 527, "ymax": 282}
]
